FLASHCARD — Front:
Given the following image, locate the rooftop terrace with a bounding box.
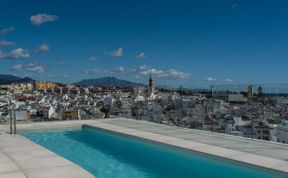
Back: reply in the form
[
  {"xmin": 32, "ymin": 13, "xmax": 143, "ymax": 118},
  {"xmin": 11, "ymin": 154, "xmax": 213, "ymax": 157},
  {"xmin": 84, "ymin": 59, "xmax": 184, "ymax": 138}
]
[
  {"xmin": 0, "ymin": 118, "xmax": 288, "ymax": 177},
  {"xmin": 101, "ymin": 118, "xmax": 288, "ymax": 161}
]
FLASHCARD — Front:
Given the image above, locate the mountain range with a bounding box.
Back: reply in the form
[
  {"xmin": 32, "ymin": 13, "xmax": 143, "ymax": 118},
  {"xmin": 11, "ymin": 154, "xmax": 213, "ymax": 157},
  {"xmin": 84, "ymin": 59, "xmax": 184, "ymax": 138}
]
[
  {"xmin": 0, "ymin": 74, "xmax": 35, "ymax": 85},
  {"xmin": 74, "ymin": 77, "xmax": 146, "ymax": 87},
  {"xmin": 0, "ymin": 74, "xmax": 146, "ymax": 88}
]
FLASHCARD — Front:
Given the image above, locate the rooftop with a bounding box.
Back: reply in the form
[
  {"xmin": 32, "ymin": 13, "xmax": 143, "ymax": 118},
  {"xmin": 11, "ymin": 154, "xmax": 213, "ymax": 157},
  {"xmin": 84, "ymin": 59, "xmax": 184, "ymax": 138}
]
[
  {"xmin": 100, "ymin": 118, "xmax": 288, "ymax": 161},
  {"xmin": 0, "ymin": 118, "xmax": 288, "ymax": 177}
]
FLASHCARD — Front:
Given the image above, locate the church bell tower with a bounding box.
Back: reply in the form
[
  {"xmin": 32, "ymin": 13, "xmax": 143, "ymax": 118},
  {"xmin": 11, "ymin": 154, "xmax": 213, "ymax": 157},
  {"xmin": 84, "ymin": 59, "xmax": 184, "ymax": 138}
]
[{"xmin": 148, "ymin": 75, "xmax": 155, "ymax": 96}]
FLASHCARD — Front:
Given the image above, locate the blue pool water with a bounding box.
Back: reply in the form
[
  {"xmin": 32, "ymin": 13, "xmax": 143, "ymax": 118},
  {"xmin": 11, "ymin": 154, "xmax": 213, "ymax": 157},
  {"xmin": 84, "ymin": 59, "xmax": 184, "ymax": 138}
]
[{"xmin": 21, "ymin": 126, "xmax": 286, "ymax": 178}]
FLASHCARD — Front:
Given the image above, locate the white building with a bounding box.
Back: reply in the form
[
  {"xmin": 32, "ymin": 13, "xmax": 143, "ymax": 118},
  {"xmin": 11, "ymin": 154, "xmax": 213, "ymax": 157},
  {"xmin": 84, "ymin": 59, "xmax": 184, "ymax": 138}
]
[
  {"xmin": 277, "ymin": 120, "xmax": 288, "ymax": 144},
  {"xmin": 233, "ymin": 116, "xmax": 251, "ymax": 126},
  {"xmin": 15, "ymin": 110, "xmax": 28, "ymax": 121},
  {"xmin": 229, "ymin": 94, "xmax": 247, "ymax": 103}
]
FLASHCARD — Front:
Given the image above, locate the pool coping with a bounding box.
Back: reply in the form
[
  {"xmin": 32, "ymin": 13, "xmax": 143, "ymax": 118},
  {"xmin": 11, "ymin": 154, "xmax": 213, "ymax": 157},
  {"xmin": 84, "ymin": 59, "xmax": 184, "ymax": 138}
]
[
  {"xmin": 86, "ymin": 122, "xmax": 288, "ymax": 176},
  {"xmin": 0, "ymin": 121, "xmax": 96, "ymax": 178}
]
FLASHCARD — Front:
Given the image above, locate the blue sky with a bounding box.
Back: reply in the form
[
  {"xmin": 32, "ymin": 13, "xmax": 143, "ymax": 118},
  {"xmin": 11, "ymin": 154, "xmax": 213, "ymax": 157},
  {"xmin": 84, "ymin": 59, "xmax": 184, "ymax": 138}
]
[{"xmin": 0, "ymin": 0, "xmax": 288, "ymax": 87}]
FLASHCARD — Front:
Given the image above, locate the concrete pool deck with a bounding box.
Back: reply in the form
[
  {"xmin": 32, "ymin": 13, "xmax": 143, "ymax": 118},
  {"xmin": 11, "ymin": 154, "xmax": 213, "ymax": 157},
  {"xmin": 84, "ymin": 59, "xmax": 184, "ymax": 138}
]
[
  {"xmin": 0, "ymin": 120, "xmax": 95, "ymax": 178},
  {"xmin": 101, "ymin": 118, "xmax": 288, "ymax": 161},
  {"xmin": 0, "ymin": 118, "xmax": 288, "ymax": 177},
  {"xmin": 90, "ymin": 118, "xmax": 288, "ymax": 175}
]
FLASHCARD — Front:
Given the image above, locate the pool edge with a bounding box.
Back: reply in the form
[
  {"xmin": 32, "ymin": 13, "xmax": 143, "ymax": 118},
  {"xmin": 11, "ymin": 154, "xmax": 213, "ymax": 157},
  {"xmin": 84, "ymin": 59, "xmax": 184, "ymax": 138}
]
[{"xmin": 84, "ymin": 123, "xmax": 288, "ymax": 176}]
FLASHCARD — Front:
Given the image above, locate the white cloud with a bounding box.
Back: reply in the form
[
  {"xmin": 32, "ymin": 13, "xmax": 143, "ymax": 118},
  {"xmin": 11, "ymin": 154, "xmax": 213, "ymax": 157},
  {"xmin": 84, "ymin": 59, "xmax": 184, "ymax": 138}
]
[
  {"xmin": 11, "ymin": 63, "xmax": 45, "ymax": 73},
  {"xmin": 84, "ymin": 65, "xmax": 190, "ymax": 79},
  {"xmin": 89, "ymin": 56, "xmax": 97, "ymax": 61},
  {"xmin": 6, "ymin": 48, "xmax": 30, "ymax": 59},
  {"xmin": 136, "ymin": 65, "xmax": 191, "ymax": 79},
  {"xmin": 113, "ymin": 66, "xmax": 136, "ymax": 74},
  {"xmin": 37, "ymin": 43, "xmax": 49, "ymax": 52},
  {"xmin": 166, "ymin": 69, "xmax": 191, "ymax": 79},
  {"xmin": 30, "ymin": 13, "xmax": 58, "ymax": 26},
  {"xmin": 0, "ymin": 50, "xmax": 5, "ymax": 58},
  {"xmin": 11, "ymin": 64, "xmax": 22, "ymax": 71},
  {"xmin": 0, "ymin": 27, "xmax": 14, "ymax": 35},
  {"xmin": 26, "ymin": 65, "xmax": 44, "ymax": 73},
  {"xmin": 0, "ymin": 40, "xmax": 15, "ymax": 47},
  {"xmin": 140, "ymin": 68, "xmax": 164, "ymax": 76},
  {"xmin": 224, "ymin": 78, "xmax": 234, "ymax": 82},
  {"xmin": 25, "ymin": 63, "xmax": 36, "ymax": 67},
  {"xmin": 110, "ymin": 47, "xmax": 123, "ymax": 57},
  {"xmin": 135, "ymin": 75, "xmax": 142, "ymax": 79},
  {"xmin": 138, "ymin": 65, "xmax": 150, "ymax": 71},
  {"xmin": 206, "ymin": 77, "xmax": 217, "ymax": 81},
  {"xmin": 136, "ymin": 52, "xmax": 146, "ymax": 59},
  {"xmin": 0, "ymin": 48, "xmax": 30, "ymax": 59},
  {"xmin": 84, "ymin": 68, "xmax": 107, "ymax": 74},
  {"xmin": 114, "ymin": 66, "xmax": 126, "ymax": 73}
]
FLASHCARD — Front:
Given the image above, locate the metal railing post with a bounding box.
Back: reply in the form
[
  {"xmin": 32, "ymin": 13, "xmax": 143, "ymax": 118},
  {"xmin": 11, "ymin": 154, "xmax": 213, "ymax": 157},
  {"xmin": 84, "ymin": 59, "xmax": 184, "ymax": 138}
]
[
  {"xmin": 13, "ymin": 109, "xmax": 16, "ymax": 134},
  {"xmin": 9, "ymin": 108, "xmax": 13, "ymax": 134}
]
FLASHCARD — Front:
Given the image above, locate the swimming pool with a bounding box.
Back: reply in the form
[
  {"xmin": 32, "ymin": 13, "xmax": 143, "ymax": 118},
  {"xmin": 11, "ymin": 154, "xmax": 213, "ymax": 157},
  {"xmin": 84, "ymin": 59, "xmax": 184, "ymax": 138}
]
[{"xmin": 21, "ymin": 126, "xmax": 286, "ymax": 178}]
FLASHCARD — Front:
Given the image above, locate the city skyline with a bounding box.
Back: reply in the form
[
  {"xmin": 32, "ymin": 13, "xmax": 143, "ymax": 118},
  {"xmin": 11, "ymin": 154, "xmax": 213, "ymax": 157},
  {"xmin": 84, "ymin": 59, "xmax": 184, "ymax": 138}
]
[
  {"xmin": 1, "ymin": 0, "xmax": 288, "ymax": 87},
  {"xmin": 1, "ymin": 1, "xmax": 288, "ymax": 177}
]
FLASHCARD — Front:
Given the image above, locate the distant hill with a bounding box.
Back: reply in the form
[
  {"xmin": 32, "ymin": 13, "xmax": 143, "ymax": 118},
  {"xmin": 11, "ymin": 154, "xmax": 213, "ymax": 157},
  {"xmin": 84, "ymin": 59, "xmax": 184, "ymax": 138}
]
[
  {"xmin": 0, "ymin": 74, "xmax": 35, "ymax": 85},
  {"xmin": 0, "ymin": 74, "xmax": 145, "ymax": 88},
  {"xmin": 75, "ymin": 76, "xmax": 146, "ymax": 88},
  {"xmin": 18, "ymin": 77, "xmax": 35, "ymax": 83}
]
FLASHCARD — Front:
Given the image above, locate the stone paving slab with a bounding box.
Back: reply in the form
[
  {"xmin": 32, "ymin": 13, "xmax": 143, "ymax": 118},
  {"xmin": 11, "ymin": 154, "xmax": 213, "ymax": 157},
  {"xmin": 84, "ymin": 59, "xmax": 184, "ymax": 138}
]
[
  {"xmin": 0, "ymin": 133, "xmax": 95, "ymax": 178},
  {"xmin": 0, "ymin": 162, "xmax": 19, "ymax": 174},
  {"xmin": 0, "ymin": 171, "xmax": 27, "ymax": 178}
]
